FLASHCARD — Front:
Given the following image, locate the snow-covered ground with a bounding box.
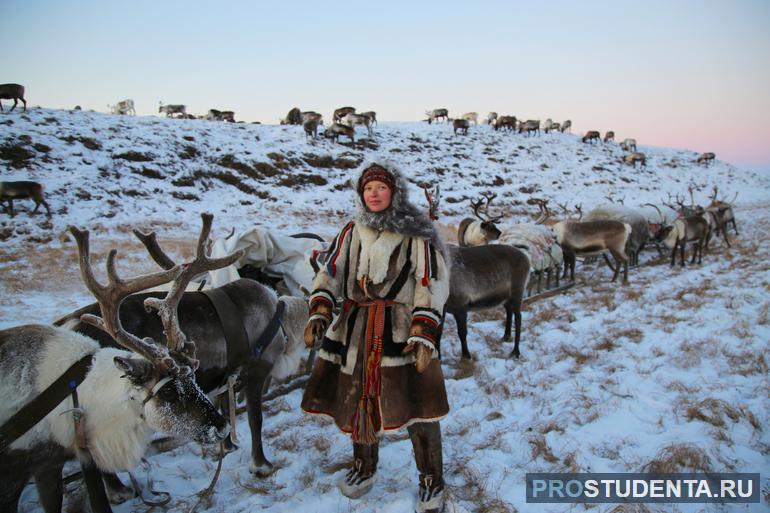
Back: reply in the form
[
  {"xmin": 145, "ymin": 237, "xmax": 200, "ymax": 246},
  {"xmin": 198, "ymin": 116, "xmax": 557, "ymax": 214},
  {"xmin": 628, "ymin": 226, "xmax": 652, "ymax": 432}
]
[{"xmin": 2, "ymin": 108, "xmax": 768, "ymax": 512}]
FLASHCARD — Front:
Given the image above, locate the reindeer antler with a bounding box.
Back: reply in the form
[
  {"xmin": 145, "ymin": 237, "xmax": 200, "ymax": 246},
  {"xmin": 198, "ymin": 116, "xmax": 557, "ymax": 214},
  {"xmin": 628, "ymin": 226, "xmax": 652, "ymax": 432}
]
[
  {"xmin": 422, "ymin": 184, "xmax": 440, "ymax": 221},
  {"xmin": 137, "ymin": 213, "xmax": 245, "ymax": 372},
  {"xmin": 69, "ymin": 226, "xmax": 182, "ymax": 374},
  {"xmin": 480, "ymin": 192, "xmax": 504, "ymax": 222}
]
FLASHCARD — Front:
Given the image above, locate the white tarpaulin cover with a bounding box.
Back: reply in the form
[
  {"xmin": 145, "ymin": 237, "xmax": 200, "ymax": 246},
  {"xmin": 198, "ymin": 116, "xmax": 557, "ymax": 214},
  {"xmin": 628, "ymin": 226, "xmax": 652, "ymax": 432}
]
[{"xmin": 204, "ymin": 227, "xmax": 326, "ymax": 297}]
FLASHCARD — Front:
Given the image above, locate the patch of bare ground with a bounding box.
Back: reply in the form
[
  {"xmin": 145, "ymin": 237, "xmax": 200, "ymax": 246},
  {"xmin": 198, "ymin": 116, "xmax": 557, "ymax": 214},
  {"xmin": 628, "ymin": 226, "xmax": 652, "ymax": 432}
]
[
  {"xmin": 448, "ymin": 457, "xmax": 517, "ymax": 513},
  {"xmin": 640, "ymin": 443, "xmax": 712, "ymax": 473},
  {"xmin": 556, "ymin": 344, "xmax": 596, "ymax": 366},
  {"xmin": 528, "ymin": 434, "xmax": 559, "ymax": 463},
  {"xmin": 681, "ymin": 398, "xmax": 761, "ymax": 431}
]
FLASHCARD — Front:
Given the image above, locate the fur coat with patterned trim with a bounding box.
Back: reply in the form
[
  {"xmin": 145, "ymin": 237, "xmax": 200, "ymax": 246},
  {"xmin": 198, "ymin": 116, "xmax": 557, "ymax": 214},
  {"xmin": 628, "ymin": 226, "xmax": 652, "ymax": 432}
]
[{"xmin": 306, "ymin": 160, "xmax": 450, "ymax": 372}]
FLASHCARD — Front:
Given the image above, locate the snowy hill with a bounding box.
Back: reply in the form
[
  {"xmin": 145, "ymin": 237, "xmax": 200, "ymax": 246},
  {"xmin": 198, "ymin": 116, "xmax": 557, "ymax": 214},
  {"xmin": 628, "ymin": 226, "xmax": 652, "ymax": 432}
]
[{"xmin": 2, "ymin": 109, "xmax": 769, "ymax": 513}]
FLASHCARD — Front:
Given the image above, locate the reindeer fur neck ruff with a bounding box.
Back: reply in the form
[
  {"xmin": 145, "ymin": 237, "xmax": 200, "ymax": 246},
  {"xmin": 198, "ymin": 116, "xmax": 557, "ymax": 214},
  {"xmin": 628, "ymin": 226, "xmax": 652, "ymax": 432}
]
[{"xmin": 353, "ymin": 159, "xmax": 442, "ymax": 250}]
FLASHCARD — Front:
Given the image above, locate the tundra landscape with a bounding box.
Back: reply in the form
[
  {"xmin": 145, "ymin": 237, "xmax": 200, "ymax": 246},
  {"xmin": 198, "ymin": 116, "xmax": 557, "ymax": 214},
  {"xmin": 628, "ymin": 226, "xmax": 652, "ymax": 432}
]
[{"xmin": 1, "ymin": 108, "xmax": 769, "ymax": 513}]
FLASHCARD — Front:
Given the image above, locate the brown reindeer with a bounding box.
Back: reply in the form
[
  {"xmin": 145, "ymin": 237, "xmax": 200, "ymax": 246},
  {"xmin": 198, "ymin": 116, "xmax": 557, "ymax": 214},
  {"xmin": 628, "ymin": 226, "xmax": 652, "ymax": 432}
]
[
  {"xmin": 0, "ymin": 181, "xmax": 52, "ymax": 217},
  {"xmin": 623, "ymin": 152, "xmax": 647, "ymax": 168},
  {"xmin": 551, "ymin": 205, "xmax": 632, "ymax": 283},
  {"xmin": 495, "ymin": 115, "xmax": 517, "ymax": 131},
  {"xmin": 453, "ymin": 118, "xmax": 470, "ymax": 135},
  {"xmin": 604, "ymin": 131, "xmax": 615, "ymax": 143},
  {"xmin": 657, "ymin": 215, "xmax": 710, "ymax": 266},
  {"xmin": 582, "ymin": 130, "xmax": 601, "ymax": 144},
  {"xmin": 323, "ymin": 122, "xmax": 355, "ymax": 143},
  {"xmin": 0, "ymin": 84, "xmax": 26, "ymax": 112}
]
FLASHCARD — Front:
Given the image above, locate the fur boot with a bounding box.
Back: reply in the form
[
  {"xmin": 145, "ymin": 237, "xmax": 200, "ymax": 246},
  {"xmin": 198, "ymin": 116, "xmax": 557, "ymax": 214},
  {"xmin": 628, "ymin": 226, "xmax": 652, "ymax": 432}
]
[
  {"xmin": 409, "ymin": 422, "xmax": 445, "ymax": 513},
  {"xmin": 338, "ymin": 442, "xmax": 379, "ymax": 498}
]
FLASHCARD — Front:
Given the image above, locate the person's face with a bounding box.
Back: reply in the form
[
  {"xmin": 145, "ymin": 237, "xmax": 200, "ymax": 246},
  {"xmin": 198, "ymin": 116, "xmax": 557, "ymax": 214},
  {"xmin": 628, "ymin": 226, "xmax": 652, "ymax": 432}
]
[{"xmin": 363, "ymin": 180, "xmax": 393, "ymax": 212}]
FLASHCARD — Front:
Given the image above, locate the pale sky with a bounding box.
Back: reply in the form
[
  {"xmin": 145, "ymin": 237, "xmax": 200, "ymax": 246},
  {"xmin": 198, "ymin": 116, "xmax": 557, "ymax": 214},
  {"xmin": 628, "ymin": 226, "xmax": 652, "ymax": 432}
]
[{"xmin": 3, "ymin": 0, "xmax": 770, "ymax": 171}]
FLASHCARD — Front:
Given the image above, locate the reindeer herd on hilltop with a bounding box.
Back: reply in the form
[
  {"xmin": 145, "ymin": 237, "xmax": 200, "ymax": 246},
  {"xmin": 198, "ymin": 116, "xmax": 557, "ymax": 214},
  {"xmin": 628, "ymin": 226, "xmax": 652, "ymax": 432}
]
[{"xmin": 0, "ymin": 82, "xmax": 745, "ymax": 513}]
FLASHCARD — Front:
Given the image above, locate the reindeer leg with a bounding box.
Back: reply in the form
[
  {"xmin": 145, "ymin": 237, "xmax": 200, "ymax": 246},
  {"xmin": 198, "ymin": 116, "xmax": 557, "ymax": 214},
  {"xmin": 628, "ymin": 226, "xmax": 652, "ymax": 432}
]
[
  {"xmin": 670, "ymin": 245, "xmax": 676, "ymax": 266},
  {"xmin": 454, "ymin": 311, "xmax": 471, "ymax": 359},
  {"xmin": 731, "ymin": 219, "xmax": 739, "ymax": 235},
  {"xmin": 502, "ymin": 305, "xmax": 512, "ymax": 341},
  {"xmin": 608, "ymin": 251, "xmax": 620, "ymax": 282},
  {"xmin": 244, "ymin": 359, "xmax": 274, "ymax": 476},
  {"xmin": 34, "ymin": 463, "xmax": 65, "ymax": 513},
  {"xmin": 679, "ymin": 241, "xmax": 686, "ymax": 267}
]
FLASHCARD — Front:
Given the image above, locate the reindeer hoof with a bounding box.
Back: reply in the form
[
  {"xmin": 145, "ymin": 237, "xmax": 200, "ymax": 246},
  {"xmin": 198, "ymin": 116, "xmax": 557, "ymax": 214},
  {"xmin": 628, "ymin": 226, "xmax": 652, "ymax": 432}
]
[
  {"xmin": 250, "ymin": 461, "xmax": 275, "ymax": 477},
  {"xmin": 509, "ymin": 349, "xmax": 520, "ymax": 359}
]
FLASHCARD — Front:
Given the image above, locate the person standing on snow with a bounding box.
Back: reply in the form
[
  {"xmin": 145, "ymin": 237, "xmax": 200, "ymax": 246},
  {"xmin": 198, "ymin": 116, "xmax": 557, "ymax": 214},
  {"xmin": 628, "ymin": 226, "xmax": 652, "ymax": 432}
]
[{"xmin": 301, "ymin": 160, "xmax": 450, "ymax": 513}]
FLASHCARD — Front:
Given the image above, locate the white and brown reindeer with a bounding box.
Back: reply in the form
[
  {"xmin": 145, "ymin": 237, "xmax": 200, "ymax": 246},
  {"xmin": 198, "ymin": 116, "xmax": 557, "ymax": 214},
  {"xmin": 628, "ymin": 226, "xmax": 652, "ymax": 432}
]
[
  {"xmin": 559, "ymin": 119, "xmax": 572, "ymax": 133},
  {"xmin": 620, "ymin": 138, "xmax": 637, "ymax": 152},
  {"xmin": 426, "ymin": 108, "xmax": 449, "ymax": 124},
  {"xmin": 548, "ymin": 203, "xmax": 632, "ymax": 283},
  {"xmin": 60, "ymin": 214, "xmax": 309, "ymax": 483},
  {"xmin": 158, "ymin": 102, "xmax": 187, "ymax": 118},
  {"xmin": 457, "ymin": 193, "xmax": 503, "ymax": 246},
  {"xmin": 333, "ymin": 106, "xmax": 356, "ymax": 124},
  {"xmin": 0, "ymin": 217, "xmax": 235, "ymax": 513},
  {"xmin": 604, "ymin": 131, "xmax": 615, "ymax": 143},
  {"xmin": 697, "ymin": 152, "xmax": 715, "ymax": 165},
  {"xmin": 582, "ymin": 130, "xmax": 601, "ymax": 144},
  {"xmin": 583, "ymin": 200, "xmax": 651, "ymax": 266},
  {"xmin": 341, "ymin": 112, "xmax": 374, "ymax": 137},
  {"xmin": 623, "ymin": 152, "xmax": 647, "ymax": 168},
  {"xmin": 461, "ymin": 112, "xmax": 478, "ymax": 125},
  {"xmin": 658, "ymin": 193, "xmax": 711, "ymax": 266},
  {"xmin": 519, "ymin": 119, "xmax": 540, "ymax": 136},
  {"xmin": 705, "ymin": 186, "xmax": 738, "ymax": 247}
]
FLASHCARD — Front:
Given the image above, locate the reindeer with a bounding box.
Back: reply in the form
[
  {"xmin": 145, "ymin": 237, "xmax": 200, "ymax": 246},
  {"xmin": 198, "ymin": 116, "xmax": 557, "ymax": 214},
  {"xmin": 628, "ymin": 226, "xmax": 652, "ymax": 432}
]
[
  {"xmin": 658, "ymin": 193, "xmax": 711, "ymax": 265},
  {"xmin": 340, "ymin": 112, "xmax": 373, "ymax": 137},
  {"xmin": 453, "ymin": 118, "xmax": 470, "ymax": 135},
  {"xmin": 301, "ymin": 111, "xmax": 323, "ymax": 125},
  {"xmin": 519, "ymin": 119, "xmax": 540, "ymax": 136},
  {"xmin": 109, "ymin": 99, "xmax": 135, "ymax": 116},
  {"xmin": 358, "ymin": 111, "xmax": 377, "ymax": 126},
  {"xmin": 495, "ymin": 115, "xmax": 517, "ymax": 132},
  {"xmin": 705, "ymin": 185, "xmax": 738, "ymax": 244},
  {"xmin": 158, "ymin": 102, "xmax": 186, "ymax": 118},
  {"xmin": 485, "ymin": 112, "xmax": 498, "ymax": 125},
  {"xmin": 461, "ymin": 112, "xmax": 478, "ymax": 125},
  {"xmin": 0, "ymin": 84, "xmax": 26, "ymax": 112},
  {"xmin": 604, "ymin": 131, "xmax": 615, "ymax": 143},
  {"xmin": 697, "ymin": 152, "xmax": 715, "ymax": 165},
  {"xmin": 582, "ymin": 130, "xmax": 601, "ymax": 144},
  {"xmin": 623, "ymin": 152, "xmax": 647, "ymax": 168},
  {"xmin": 304, "ymin": 118, "xmax": 319, "ymax": 139},
  {"xmin": 426, "ymin": 108, "xmax": 449, "ymax": 124},
  {"xmin": 323, "ymin": 122, "xmax": 355, "ymax": 143},
  {"xmin": 207, "ymin": 109, "xmax": 235, "ymax": 122},
  {"xmin": 559, "ymin": 119, "xmax": 572, "ymax": 133},
  {"xmin": 583, "ymin": 203, "xmax": 651, "ymax": 266},
  {"xmin": 333, "ymin": 106, "xmax": 355, "ymax": 124},
  {"xmin": 0, "ymin": 217, "xmax": 233, "ymax": 513},
  {"xmin": 549, "ymin": 121, "xmax": 561, "ymax": 132},
  {"xmin": 542, "ymin": 119, "xmax": 553, "ymax": 133},
  {"xmin": 457, "ymin": 193, "xmax": 503, "ymax": 246},
  {"xmin": 445, "ymin": 244, "xmax": 530, "ymax": 359},
  {"xmin": 281, "ymin": 107, "xmax": 302, "ymax": 125},
  {"xmin": 620, "ymin": 138, "xmax": 637, "ymax": 152},
  {"xmin": 657, "ymin": 216, "xmax": 710, "ymax": 266},
  {"xmin": 549, "ymin": 203, "xmax": 632, "ymax": 283},
  {"xmin": 62, "ymin": 216, "xmax": 309, "ymax": 481},
  {"xmin": 0, "ymin": 181, "xmax": 52, "ymax": 218}
]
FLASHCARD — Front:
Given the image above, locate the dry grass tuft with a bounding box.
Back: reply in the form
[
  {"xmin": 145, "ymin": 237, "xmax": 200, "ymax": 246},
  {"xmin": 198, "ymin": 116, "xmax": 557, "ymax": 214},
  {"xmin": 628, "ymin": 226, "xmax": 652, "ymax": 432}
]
[
  {"xmin": 665, "ymin": 380, "xmax": 701, "ymax": 395},
  {"xmin": 594, "ymin": 337, "xmax": 618, "ymax": 352},
  {"xmin": 556, "ymin": 344, "xmax": 595, "ymax": 366},
  {"xmin": 528, "ymin": 435, "xmax": 559, "ymax": 464},
  {"xmin": 683, "ymin": 398, "xmax": 741, "ymax": 428},
  {"xmin": 448, "ymin": 459, "xmax": 518, "ymax": 513},
  {"xmin": 538, "ymin": 420, "xmax": 565, "ymax": 435},
  {"xmin": 452, "ymin": 358, "xmax": 477, "ymax": 380},
  {"xmin": 612, "ymin": 327, "xmax": 644, "ymax": 344},
  {"xmin": 640, "ymin": 443, "xmax": 712, "ymax": 473}
]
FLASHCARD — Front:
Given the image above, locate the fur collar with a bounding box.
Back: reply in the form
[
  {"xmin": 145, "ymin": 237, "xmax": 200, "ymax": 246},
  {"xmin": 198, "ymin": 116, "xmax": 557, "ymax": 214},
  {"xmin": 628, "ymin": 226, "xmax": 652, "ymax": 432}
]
[
  {"xmin": 353, "ymin": 159, "xmax": 443, "ymax": 253},
  {"xmin": 355, "ymin": 224, "xmax": 405, "ymax": 284}
]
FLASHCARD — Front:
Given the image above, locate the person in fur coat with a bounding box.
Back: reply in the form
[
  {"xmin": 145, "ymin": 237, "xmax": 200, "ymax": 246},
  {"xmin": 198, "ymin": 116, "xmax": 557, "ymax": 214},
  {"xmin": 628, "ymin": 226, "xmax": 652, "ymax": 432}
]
[{"xmin": 302, "ymin": 160, "xmax": 450, "ymax": 513}]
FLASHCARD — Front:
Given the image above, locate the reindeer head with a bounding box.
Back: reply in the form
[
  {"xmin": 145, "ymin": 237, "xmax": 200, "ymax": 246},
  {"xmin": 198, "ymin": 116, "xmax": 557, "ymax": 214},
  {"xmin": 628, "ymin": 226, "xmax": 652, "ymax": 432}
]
[
  {"xmin": 470, "ymin": 192, "xmax": 503, "ymax": 240},
  {"xmin": 69, "ymin": 214, "xmax": 244, "ymax": 445}
]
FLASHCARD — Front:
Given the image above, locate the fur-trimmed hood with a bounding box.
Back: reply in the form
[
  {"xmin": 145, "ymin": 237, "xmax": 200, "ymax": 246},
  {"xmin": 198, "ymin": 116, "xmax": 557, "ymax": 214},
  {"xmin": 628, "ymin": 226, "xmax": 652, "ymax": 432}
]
[{"xmin": 354, "ymin": 159, "xmax": 442, "ymax": 249}]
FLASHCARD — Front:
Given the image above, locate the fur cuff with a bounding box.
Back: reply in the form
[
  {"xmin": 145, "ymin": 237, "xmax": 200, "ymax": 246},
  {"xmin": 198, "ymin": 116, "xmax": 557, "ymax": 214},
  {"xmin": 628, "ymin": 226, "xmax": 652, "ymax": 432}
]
[
  {"xmin": 409, "ymin": 308, "xmax": 441, "ymax": 347},
  {"xmin": 406, "ymin": 336, "xmax": 437, "ymax": 358},
  {"xmin": 309, "ymin": 289, "xmax": 334, "ymax": 323}
]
